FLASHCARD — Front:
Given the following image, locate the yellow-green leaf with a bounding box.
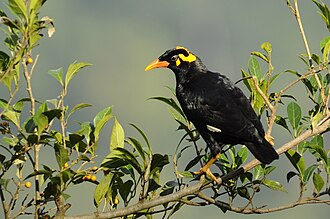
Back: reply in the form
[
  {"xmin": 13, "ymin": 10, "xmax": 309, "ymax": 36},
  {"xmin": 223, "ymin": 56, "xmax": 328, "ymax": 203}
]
[
  {"xmin": 263, "ymin": 179, "xmax": 287, "ymax": 193},
  {"xmin": 2, "ymin": 110, "xmax": 20, "ymax": 127},
  {"xmin": 287, "ymin": 102, "xmax": 301, "ymax": 132},
  {"xmin": 248, "ymin": 56, "xmax": 261, "ymax": 80},
  {"xmin": 64, "ymin": 62, "xmax": 92, "ymax": 90},
  {"xmin": 8, "ymin": 0, "xmax": 28, "ymax": 20},
  {"xmin": 261, "ymin": 42, "xmax": 272, "ymax": 54},
  {"xmin": 110, "ymin": 117, "xmax": 125, "ymax": 151},
  {"xmin": 313, "ymin": 172, "xmax": 324, "ymax": 193},
  {"xmin": 94, "ymin": 173, "xmax": 113, "ymax": 208}
]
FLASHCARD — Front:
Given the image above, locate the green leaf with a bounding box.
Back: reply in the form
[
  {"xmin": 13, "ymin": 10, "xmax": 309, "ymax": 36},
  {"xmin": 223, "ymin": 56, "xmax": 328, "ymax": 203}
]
[
  {"xmin": 264, "ymin": 166, "xmax": 276, "ymax": 176},
  {"xmin": 251, "ymin": 80, "xmax": 267, "ymax": 114},
  {"xmin": 178, "ymin": 171, "xmax": 195, "ymax": 178},
  {"xmin": 29, "ymin": 0, "xmax": 43, "ymax": 13},
  {"xmin": 285, "ymin": 149, "xmax": 306, "ymax": 176},
  {"xmin": 167, "ymin": 202, "xmax": 184, "ymax": 218},
  {"xmin": 66, "ymin": 103, "xmax": 92, "ymax": 121},
  {"xmin": 311, "ymin": 135, "xmax": 324, "ymax": 148},
  {"xmin": 160, "ymin": 181, "xmax": 178, "ymax": 196},
  {"xmin": 101, "ymin": 156, "xmax": 129, "ymax": 169},
  {"xmin": 54, "ymin": 143, "xmax": 69, "ymax": 169},
  {"xmin": 303, "ymin": 165, "xmax": 318, "ymax": 184},
  {"xmin": 3, "ymin": 136, "xmax": 19, "ymax": 146},
  {"xmin": 2, "ymin": 110, "xmax": 20, "ymax": 127},
  {"xmin": 261, "ymin": 42, "xmax": 272, "ymax": 54},
  {"xmin": 94, "ymin": 106, "xmax": 112, "ymax": 127},
  {"xmin": 93, "ymin": 106, "xmax": 112, "ymax": 142},
  {"xmin": 184, "ymin": 155, "xmax": 203, "ymax": 171},
  {"xmin": 270, "ymin": 72, "xmax": 284, "ymax": 86},
  {"xmin": 235, "ymin": 146, "xmax": 248, "ymax": 166},
  {"xmin": 119, "ymin": 180, "xmax": 133, "ymax": 204},
  {"xmin": 311, "ymin": 112, "xmax": 323, "ymax": 130},
  {"xmin": 253, "ymin": 165, "xmax": 263, "ymax": 180},
  {"xmin": 0, "ymin": 178, "xmax": 10, "ymax": 190},
  {"xmin": 248, "ymin": 56, "xmax": 261, "ymax": 80},
  {"xmin": 34, "ymin": 103, "xmax": 48, "ymax": 124},
  {"xmin": 110, "ymin": 117, "xmax": 125, "ymax": 151},
  {"xmin": 286, "ymin": 171, "xmax": 298, "ymax": 183},
  {"xmin": 126, "ymin": 137, "xmax": 145, "ymax": 163},
  {"xmin": 37, "ymin": 114, "xmax": 48, "ymax": 137},
  {"xmin": 237, "ymin": 187, "xmax": 250, "ymax": 200},
  {"xmin": 13, "ymin": 98, "xmax": 30, "ymax": 112},
  {"xmin": 64, "ymin": 62, "xmax": 92, "ymax": 90},
  {"xmin": 8, "ymin": 0, "xmax": 28, "ymax": 20},
  {"xmin": 0, "ymin": 99, "xmax": 9, "ymax": 109},
  {"xmin": 241, "ymin": 69, "xmax": 252, "ymax": 92},
  {"xmin": 24, "ymin": 169, "xmax": 53, "ymax": 180},
  {"xmin": 114, "ymin": 148, "xmax": 142, "ymax": 174},
  {"xmin": 263, "ymin": 179, "xmax": 287, "ymax": 192},
  {"xmin": 251, "ymin": 51, "xmax": 268, "ymax": 62},
  {"xmin": 77, "ymin": 122, "xmax": 92, "ymax": 144},
  {"xmin": 168, "ymin": 107, "xmax": 187, "ymax": 127},
  {"xmin": 0, "ymin": 51, "xmax": 10, "ymax": 70},
  {"xmin": 129, "ymin": 123, "xmax": 151, "ymax": 154},
  {"xmin": 287, "ymin": 102, "xmax": 301, "ymax": 133},
  {"xmin": 313, "ymin": 172, "xmax": 324, "ymax": 193},
  {"xmin": 43, "ymin": 109, "xmax": 62, "ymax": 122},
  {"xmin": 275, "ymin": 115, "xmax": 290, "ymax": 133},
  {"xmin": 48, "ymin": 68, "xmax": 64, "ymax": 86},
  {"xmin": 316, "ymin": 0, "xmax": 330, "ymax": 31},
  {"xmin": 306, "ymin": 143, "xmax": 328, "ymax": 165},
  {"xmin": 94, "ymin": 173, "xmax": 113, "ymax": 208},
  {"xmin": 150, "ymin": 154, "xmax": 169, "ymax": 176},
  {"xmin": 149, "ymin": 97, "xmax": 185, "ymax": 119},
  {"xmin": 311, "ymin": 53, "xmax": 321, "ymax": 65},
  {"xmin": 322, "ymin": 37, "xmax": 330, "ymax": 62}
]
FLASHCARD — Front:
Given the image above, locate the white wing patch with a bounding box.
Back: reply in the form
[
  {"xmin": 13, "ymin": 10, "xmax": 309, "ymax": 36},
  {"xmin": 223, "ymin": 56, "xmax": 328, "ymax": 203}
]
[{"xmin": 207, "ymin": 125, "xmax": 222, "ymax": 133}]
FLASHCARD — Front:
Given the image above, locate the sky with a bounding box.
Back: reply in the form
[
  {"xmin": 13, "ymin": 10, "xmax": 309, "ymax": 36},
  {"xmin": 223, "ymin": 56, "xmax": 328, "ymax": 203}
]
[{"xmin": 2, "ymin": 0, "xmax": 330, "ymax": 218}]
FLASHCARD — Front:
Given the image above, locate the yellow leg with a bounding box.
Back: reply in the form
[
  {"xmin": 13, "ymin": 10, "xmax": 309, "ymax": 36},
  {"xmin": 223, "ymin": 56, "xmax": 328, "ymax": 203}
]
[{"xmin": 194, "ymin": 153, "xmax": 221, "ymax": 184}]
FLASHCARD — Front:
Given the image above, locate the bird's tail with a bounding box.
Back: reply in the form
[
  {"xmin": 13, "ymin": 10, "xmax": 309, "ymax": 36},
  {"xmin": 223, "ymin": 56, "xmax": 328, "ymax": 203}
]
[{"xmin": 245, "ymin": 137, "xmax": 279, "ymax": 164}]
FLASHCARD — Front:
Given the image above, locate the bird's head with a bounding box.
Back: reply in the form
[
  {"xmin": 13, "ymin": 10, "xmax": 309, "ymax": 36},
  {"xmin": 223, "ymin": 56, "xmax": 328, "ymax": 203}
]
[{"xmin": 145, "ymin": 46, "xmax": 200, "ymax": 74}]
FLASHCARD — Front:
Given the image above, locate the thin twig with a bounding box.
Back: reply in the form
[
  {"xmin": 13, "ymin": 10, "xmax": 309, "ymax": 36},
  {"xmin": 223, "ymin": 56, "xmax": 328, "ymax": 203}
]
[
  {"xmin": 22, "ymin": 60, "xmax": 35, "ymax": 115},
  {"xmin": 289, "ymin": 0, "xmax": 326, "ymax": 103},
  {"xmin": 250, "ymin": 77, "xmax": 277, "ymax": 141},
  {"xmin": 251, "ymin": 77, "xmax": 273, "ymax": 110}
]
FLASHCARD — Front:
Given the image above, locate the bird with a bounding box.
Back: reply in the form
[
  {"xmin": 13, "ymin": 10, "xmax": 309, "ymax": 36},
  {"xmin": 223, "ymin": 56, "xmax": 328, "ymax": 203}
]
[{"xmin": 145, "ymin": 46, "xmax": 279, "ymax": 183}]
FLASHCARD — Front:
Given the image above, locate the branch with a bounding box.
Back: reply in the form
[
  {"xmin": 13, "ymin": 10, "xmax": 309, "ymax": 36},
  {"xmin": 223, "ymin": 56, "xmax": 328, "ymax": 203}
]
[
  {"xmin": 198, "ymin": 191, "xmax": 330, "ymax": 214},
  {"xmin": 63, "ymin": 113, "xmax": 330, "ymax": 219}
]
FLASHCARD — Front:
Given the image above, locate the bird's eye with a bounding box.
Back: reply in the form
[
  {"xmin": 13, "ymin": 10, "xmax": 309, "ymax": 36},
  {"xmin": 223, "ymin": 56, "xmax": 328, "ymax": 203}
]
[{"xmin": 171, "ymin": 55, "xmax": 178, "ymax": 62}]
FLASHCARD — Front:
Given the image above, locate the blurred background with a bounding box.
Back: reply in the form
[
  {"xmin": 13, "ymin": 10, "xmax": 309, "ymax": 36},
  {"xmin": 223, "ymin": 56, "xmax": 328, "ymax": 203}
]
[{"xmin": 21, "ymin": 0, "xmax": 329, "ymax": 218}]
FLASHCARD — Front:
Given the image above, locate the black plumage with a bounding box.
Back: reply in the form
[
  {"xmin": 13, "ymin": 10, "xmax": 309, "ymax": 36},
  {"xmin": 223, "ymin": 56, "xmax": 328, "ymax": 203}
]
[{"xmin": 146, "ymin": 47, "xmax": 278, "ymax": 165}]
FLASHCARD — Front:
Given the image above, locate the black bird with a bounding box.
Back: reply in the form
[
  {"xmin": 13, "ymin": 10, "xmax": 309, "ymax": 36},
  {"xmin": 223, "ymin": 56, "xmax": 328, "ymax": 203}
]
[{"xmin": 145, "ymin": 46, "xmax": 278, "ymax": 182}]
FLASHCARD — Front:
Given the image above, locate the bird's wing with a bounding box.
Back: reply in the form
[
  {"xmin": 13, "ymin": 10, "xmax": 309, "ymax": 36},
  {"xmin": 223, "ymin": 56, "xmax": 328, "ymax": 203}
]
[{"xmin": 194, "ymin": 73, "xmax": 264, "ymax": 142}]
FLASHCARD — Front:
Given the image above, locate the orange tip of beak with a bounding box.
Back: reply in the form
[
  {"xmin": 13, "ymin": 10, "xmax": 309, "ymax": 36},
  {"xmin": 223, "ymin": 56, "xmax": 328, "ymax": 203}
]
[{"xmin": 145, "ymin": 59, "xmax": 169, "ymax": 71}]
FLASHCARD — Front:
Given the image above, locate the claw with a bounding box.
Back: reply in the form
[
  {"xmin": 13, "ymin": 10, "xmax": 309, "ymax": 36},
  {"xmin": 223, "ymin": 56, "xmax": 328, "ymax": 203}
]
[{"xmin": 193, "ymin": 153, "xmax": 221, "ymax": 184}]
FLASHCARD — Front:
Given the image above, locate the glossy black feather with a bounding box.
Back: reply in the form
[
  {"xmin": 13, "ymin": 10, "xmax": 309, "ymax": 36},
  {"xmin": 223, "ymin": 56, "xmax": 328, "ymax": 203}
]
[{"xmin": 159, "ymin": 48, "xmax": 279, "ymax": 164}]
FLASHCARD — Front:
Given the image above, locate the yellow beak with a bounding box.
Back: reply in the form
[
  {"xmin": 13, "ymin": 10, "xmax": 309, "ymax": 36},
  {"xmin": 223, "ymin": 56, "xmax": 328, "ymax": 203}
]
[{"xmin": 145, "ymin": 59, "xmax": 169, "ymax": 71}]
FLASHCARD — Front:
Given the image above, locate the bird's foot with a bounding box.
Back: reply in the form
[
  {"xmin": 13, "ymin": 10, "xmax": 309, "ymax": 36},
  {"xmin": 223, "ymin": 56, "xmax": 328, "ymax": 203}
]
[
  {"xmin": 193, "ymin": 167, "xmax": 220, "ymax": 184},
  {"xmin": 193, "ymin": 153, "xmax": 221, "ymax": 184},
  {"xmin": 265, "ymin": 134, "xmax": 275, "ymax": 146}
]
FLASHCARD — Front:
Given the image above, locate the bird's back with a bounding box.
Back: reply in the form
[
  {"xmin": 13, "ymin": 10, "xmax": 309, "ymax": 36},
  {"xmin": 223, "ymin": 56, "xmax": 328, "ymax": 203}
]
[{"xmin": 176, "ymin": 70, "xmax": 278, "ymax": 163}]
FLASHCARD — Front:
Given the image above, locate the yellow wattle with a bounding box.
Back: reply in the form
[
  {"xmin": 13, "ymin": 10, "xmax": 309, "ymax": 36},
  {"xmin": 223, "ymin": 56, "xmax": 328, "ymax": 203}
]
[{"xmin": 175, "ymin": 46, "xmax": 197, "ymax": 63}]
